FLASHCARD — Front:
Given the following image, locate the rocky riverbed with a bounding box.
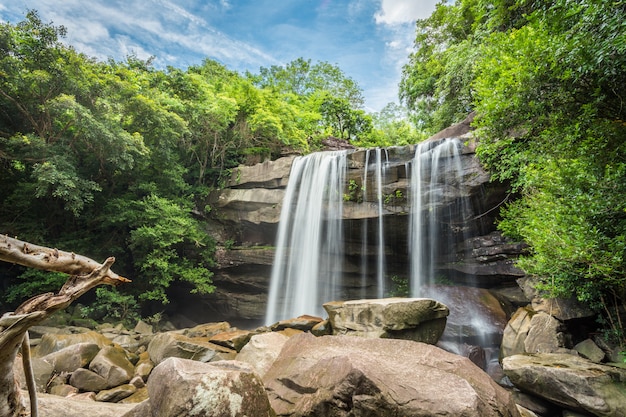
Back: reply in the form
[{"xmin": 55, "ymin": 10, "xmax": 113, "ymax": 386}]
[{"xmin": 13, "ymin": 295, "xmax": 626, "ymax": 417}]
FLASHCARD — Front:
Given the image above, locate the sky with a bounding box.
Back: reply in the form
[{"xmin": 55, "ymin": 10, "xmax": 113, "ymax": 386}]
[{"xmin": 0, "ymin": 0, "xmax": 440, "ymax": 112}]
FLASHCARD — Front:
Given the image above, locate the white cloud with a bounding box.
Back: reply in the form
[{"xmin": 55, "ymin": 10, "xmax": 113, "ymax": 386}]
[{"xmin": 374, "ymin": 0, "xmax": 439, "ymax": 25}]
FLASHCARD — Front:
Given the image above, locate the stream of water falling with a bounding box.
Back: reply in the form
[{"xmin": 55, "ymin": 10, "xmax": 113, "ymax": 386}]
[
  {"xmin": 265, "ymin": 138, "xmax": 472, "ymax": 324},
  {"xmin": 409, "ymin": 138, "xmax": 471, "ymax": 296},
  {"xmin": 265, "ymin": 151, "xmax": 347, "ymax": 325}
]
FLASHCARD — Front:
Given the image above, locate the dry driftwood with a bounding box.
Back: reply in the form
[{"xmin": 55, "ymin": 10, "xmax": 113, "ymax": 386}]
[{"xmin": 0, "ymin": 235, "xmax": 130, "ymax": 417}]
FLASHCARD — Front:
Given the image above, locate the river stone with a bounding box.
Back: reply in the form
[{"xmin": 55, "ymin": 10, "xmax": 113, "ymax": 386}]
[
  {"xmin": 40, "ymin": 342, "xmax": 100, "ymax": 373},
  {"xmin": 264, "ymin": 333, "xmax": 520, "ymax": 417},
  {"xmin": 123, "ymin": 357, "xmax": 275, "ymax": 417},
  {"xmin": 133, "ymin": 351, "xmax": 154, "ymax": 381},
  {"xmin": 235, "ymin": 331, "xmax": 289, "ymax": 377},
  {"xmin": 89, "ymin": 345, "xmax": 135, "ymax": 388},
  {"xmin": 69, "ymin": 368, "xmax": 108, "ymax": 392},
  {"xmin": 503, "ymin": 353, "xmax": 626, "ymax": 417},
  {"xmin": 49, "ymin": 383, "xmax": 78, "ymax": 397},
  {"xmin": 147, "ymin": 332, "xmax": 236, "ymax": 365},
  {"xmin": 34, "ymin": 331, "xmax": 112, "ymax": 357},
  {"xmin": 323, "ymin": 297, "xmax": 449, "ymax": 344},
  {"xmin": 183, "ymin": 321, "xmax": 232, "ymax": 338},
  {"xmin": 95, "ymin": 383, "xmax": 137, "ymax": 403}
]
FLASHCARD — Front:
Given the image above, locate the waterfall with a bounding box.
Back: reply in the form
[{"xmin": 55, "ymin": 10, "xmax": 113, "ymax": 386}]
[
  {"xmin": 265, "ymin": 151, "xmax": 348, "ymax": 325},
  {"xmin": 409, "ymin": 138, "xmax": 471, "ymax": 296},
  {"xmin": 265, "ymin": 138, "xmax": 473, "ymax": 324}
]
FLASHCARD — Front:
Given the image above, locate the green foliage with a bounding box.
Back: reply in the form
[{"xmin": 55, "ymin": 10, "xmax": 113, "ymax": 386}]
[
  {"xmin": 80, "ymin": 287, "xmax": 140, "ymax": 326},
  {"xmin": 387, "ymin": 275, "xmax": 409, "ymax": 297},
  {"xmin": 5, "ymin": 269, "xmax": 67, "ymax": 304},
  {"xmin": 401, "ymin": 0, "xmax": 626, "ymax": 343}
]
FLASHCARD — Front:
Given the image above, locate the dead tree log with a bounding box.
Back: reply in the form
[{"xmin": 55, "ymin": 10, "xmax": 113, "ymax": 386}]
[{"xmin": 0, "ymin": 235, "xmax": 130, "ymax": 417}]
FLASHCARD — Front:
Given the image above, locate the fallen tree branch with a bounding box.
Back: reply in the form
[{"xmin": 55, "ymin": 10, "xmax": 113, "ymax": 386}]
[{"xmin": 0, "ymin": 235, "xmax": 131, "ymax": 417}]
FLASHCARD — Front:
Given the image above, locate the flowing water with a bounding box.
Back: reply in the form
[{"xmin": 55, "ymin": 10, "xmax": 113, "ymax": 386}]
[
  {"xmin": 265, "ymin": 151, "xmax": 348, "ymax": 324},
  {"xmin": 265, "ymin": 138, "xmax": 473, "ymax": 324}
]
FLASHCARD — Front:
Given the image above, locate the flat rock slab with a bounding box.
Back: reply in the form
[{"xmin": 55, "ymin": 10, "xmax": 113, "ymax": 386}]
[
  {"xmin": 323, "ymin": 297, "xmax": 449, "ymax": 344},
  {"xmin": 503, "ymin": 353, "xmax": 626, "ymax": 417}
]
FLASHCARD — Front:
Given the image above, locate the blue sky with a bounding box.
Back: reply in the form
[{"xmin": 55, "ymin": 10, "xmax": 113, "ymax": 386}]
[{"xmin": 1, "ymin": 0, "xmax": 440, "ymax": 112}]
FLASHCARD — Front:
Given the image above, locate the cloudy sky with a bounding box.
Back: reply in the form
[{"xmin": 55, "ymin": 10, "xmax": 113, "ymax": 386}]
[{"xmin": 1, "ymin": 0, "xmax": 440, "ymax": 112}]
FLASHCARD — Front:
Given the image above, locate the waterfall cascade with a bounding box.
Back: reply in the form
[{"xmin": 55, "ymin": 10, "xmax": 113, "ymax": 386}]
[
  {"xmin": 265, "ymin": 151, "xmax": 347, "ymax": 324},
  {"xmin": 265, "ymin": 138, "xmax": 474, "ymax": 324}
]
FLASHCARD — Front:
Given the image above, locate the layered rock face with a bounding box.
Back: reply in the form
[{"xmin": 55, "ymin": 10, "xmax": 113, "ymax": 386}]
[{"xmin": 187, "ymin": 138, "xmax": 520, "ymax": 325}]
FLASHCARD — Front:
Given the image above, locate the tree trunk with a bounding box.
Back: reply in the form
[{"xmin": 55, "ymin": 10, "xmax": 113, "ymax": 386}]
[{"xmin": 0, "ymin": 235, "xmax": 130, "ymax": 417}]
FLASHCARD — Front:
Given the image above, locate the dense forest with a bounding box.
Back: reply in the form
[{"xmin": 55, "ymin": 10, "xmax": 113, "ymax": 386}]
[
  {"xmin": 1, "ymin": 0, "xmax": 625, "ymax": 344},
  {"xmin": 399, "ymin": 0, "xmax": 626, "ymax": 342}
]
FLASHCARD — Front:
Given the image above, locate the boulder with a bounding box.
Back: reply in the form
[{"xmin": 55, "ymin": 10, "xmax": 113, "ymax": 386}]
[
  {"xmin": 183, "ymin": 321, "xmax": 232, "ymax": 338},
  {"xmin": 123, "ymin": 357, "xmax": 275, "ymax": 417},
  {"xmin": 95, "ymin": 383, "xmax": 137, "ymax": 403},
  {"xmin": 209, "ymin": 329, "xmax": 255, "ymax": 352},
  {"xmin": 89, "ymin": 345, "xmax": 135, "ymax": 388},
  {"xmin": 23, "ymin": 391, "xmax": 136, "ymax": 417},
  {"xmin": 133, "ymin": 351, "xmax": 154, "ymax": 381},
  {"xmin": 264, "ymin": 333, "xmax": 520, "ymax": 417},
  {"xmin": 236, "ymin": 332, "xmax": 289, "ymax": 377},
  {"xmin": 34, "ymin": 331, "xmax": 112, "ymax": 357},
  {"xmin": 501, "ymin": 307, "xmax": 535, "ymax": 358},
  {"xmin": 574, "ymin": 338, "xmax": 606, "ymax": 363},
  {"xmin": 147, "ymin": 332, "xmax": 236, "ymax": 365},
  {"xmin": 503, "ymin": 353, "xmax": 626, "ymax": 417},
  {"xmin": 269, "ymin": 315, "xmax": 324, "ymax": 331},
  {"xmin": 323, "ymin": 297, "xmax": 449, "ymax": 344},
  {"xmin": 523, "ymin": 312, "xmax": 570, "ymax": 353},
  {"xmin": 40, "ymin": 342, "xmax": 100, "ymax": 373},
  {"xmin": 69, "ymin": 368, "xmax": 108, "ymax": 392},
  {"xmin": 14, "ymin": 356, "xmax": 54, "ymax": 393}
]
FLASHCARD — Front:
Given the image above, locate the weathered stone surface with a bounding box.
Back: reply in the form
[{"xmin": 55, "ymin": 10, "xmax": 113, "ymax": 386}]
[
  {"xmin": 89, "ymin": 345, "xmax": 135, "ymax": 388},
  {"xmin": 40, "ymin": 342, "xmax": 100, "ymax": 373},
  {"xmin": 184, "ymin": 321, "xmax": 232, "ymax": 338},
  {"xmin": 574, "ymin": 338, "xmax": 606, "ymax": 363},
  {"xmin": 209, "ymin": 329, "xmax": 255, "ymax": 352},
  {"xmin": 34, "ymin": 331, "xmax": 112, "ymax": 357},
  {"xmin": 501, "ymin": 307, "xmax": 535, "ymax": 358},
  {"xmin": 227, "ymin": 155, "xmax": 296, "ymax": 189},
  {"xmin": 236, "ymin": 332, "xmax": 289, "ymax": 377},
  {"xmin": 49, "ymin": 383, "xmax": 78, "ymax": 397},
  {"xmin": 133, "ymin": 320, "xmax": 153, "ymax": 335},
  {"xmin": 23, "ymin": 391, "xmax": 136, "ymax": 417},
  {"xmin": 147, "ymin": 331, "xmax": 236, "ymax": 365},
  {"xmin": 264, "ymin": 333, "xmax": 520, "ymax": 417},
  {"xmin": 270, "ymin": 315, "xmax": 324, "ymax": 331},
  {"xmin": 69, "ymin": 368, "xmax": 108, "ymax": 392},
  {"xmin": 133, "ymin": 351, "xmax": 154, "ymax": 381},
  {"xmin": 124, "ymin": 357, "xmax": 275, "ymax": 417},
  {"xmin": 503, "ymin": 353, "xmax": 626, "ymax": 417},
  {"xmin": 211, "ymin": 188, "xmax": 285, "ymax": 224},
  {"xmin": 524, "ymin": 312, "xmax": 570, "ymax": 354},
  {"xmin": 119, "ymin": 387, "xmax": 149, "ymax": 404},
  {"xmin": 323, "ymin": 297, "xmax": 449, "ymax": 344},
  {"xmin": 95, "ymin": 383, "xmax": 137, "ymax": 403}
]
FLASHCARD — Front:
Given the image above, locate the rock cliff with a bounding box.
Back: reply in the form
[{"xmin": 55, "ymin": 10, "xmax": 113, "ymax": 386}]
[{"xmin": 179, "ymin": 136, "xmax": 521, "ymax": 326}]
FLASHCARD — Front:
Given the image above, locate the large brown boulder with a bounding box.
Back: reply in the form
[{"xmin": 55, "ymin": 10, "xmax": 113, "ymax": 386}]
[
  {"xmin": 323, "ymin": 297, "xmax": 449, "ymax": 344},
  {"xmin": 147, "ymin": 331, "xmax": 236, "ymax": 365},
  {"xmin": 503, "ymin": 353, "xmax": 626, "ymax": 417},
  {"xmin": 124, "ymin": 357, "xmax": 275, "ymax": 417},
  {"xmin": 264, "ymin": 333, "xmax": 520, "ymax": 417},
  {"xmin": 89, "ymin": 345, "xmax": 135, "ymax": 389}
]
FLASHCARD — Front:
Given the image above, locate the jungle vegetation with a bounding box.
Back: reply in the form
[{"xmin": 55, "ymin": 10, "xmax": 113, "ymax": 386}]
[
  {"xmin": 401, "ymin": 0, "xmax": 626, "ymax": 342},
  {"xmin": 2, "ymin": 0, "xmax": 625, "ymax": 345},
  {"xmin": 0, "ymin": 11, "xmax": 420, "ymax": 321}
]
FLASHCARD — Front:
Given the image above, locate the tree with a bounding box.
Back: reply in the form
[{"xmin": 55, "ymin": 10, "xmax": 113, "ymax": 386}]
[{"xmin": 0, "ymin": 235, "xmax": 130, "ymax": 417}]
